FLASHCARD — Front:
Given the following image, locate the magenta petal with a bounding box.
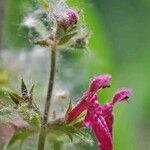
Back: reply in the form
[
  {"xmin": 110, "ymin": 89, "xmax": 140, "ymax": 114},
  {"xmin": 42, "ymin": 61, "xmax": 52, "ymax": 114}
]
[
  {"xmin": 84, "ymin": 111, "xmax": 92, "ymax": 127},
  {"xmin": 84, "ymin": 95, "xmax": 113, "ymax": 150},
  {"xmin": 89, "ymin": 74, "xmax": 111, "ymax": 93},
  {"xmin": 102, "ymin": 104, "xmax": 114, "ymax": 136},
  {"xmin": 84, "ymin": 95, "xmax": 99, "ymax": 127},
  {"xmin": 84, "ymin": 111, "xmax": 113, "ymax": 150},
  {"xmin": 92, "ymin": 115, "xmax": 113, "ymax": 150},
  {"xmin": 112, "ymin": 88, "xmax": 132, "ymax": 105}
]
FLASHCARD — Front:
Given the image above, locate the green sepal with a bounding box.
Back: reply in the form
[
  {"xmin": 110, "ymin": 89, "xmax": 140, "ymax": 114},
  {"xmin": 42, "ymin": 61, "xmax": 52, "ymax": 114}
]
[
  {"xmin": 59, "ymin": 31, "xmax": 78, "ymax": 45},
  {"xmin": 57, "ymin": 25, "xmax": 78, "ymax": 45},
  {"xmin": 68, "ymin": 111, "xmax": 86, "ymax": 126},
  {"xmin": 65, "ymin": 98, "xmax": 72, "ymax": 120},
  {"xmin": 69, "ymin": 30, "xmax": 89, "ymax": 50}
]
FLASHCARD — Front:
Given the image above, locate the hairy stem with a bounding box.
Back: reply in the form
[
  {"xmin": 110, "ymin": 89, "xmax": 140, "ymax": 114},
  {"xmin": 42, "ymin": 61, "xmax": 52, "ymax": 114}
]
[
  {"xmin": 38, "ymin": 46, "xmax": 57, "ymax": 150},
  {"xmin": 42, "ymin": 48, "xmax": 56, "ymax": 125}
]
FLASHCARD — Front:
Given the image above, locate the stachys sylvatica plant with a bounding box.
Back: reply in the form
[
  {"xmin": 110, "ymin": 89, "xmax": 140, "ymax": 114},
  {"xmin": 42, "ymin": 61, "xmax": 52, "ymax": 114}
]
[{"xmin": 0, "ymin": 0, "xmax": 133, "ymax": 150}]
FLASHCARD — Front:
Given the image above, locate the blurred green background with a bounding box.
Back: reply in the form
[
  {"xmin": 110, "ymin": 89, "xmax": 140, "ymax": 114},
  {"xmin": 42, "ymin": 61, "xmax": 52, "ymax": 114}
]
[{"xmin": 0, "ymin": 0, "xmax": 150, "ymax": 149}]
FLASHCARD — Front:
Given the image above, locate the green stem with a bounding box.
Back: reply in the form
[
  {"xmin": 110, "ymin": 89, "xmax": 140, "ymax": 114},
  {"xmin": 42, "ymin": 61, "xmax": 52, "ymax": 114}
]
[
  {"xmin": 42, "ymin": 48, "xmax": 56, "ymax": 125},
  {"xmin": 37, "ymin": 129, "xmax": 46, "ymax": 150},
  {"xmin": 38, "ymin": 47, "xmax": 57, "ymax": 150}
]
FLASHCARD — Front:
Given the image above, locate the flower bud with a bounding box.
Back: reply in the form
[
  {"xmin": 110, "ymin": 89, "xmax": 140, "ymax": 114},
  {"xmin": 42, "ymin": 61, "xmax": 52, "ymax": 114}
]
[
  {"xmin": 67, "ymin": 9, "xmax": 78, "ymax": 25},
  {"xmin": 58, "ymin": 9, "xmax": 79, "ymax": 29}
]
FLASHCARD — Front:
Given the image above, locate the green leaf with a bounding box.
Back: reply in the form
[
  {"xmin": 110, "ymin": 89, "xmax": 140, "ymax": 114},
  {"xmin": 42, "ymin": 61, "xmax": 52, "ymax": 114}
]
[
  {"xmin": 8, "ymin": 92, "xmax": 24, "ymax": 105},
  {"xmin": 21, "ymin": 78, "xmax": 28, "ymax": 99},
  {"xmin": 48, "ymin": 122, "xmax": 85, "ymax": 142},
  {"xmin": 47, "ymin": 121, "xmax": 93, "ymax": 146},
  {"xmin": 63, "ymin": 126, "xmax": 92, "ymax": 144}
]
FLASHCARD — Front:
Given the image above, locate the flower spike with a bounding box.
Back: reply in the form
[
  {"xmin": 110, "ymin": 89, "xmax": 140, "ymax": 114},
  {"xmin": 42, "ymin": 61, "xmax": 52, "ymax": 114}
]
[{"xmin": 67, "ymin": 75, "xmax": 132, "ymax": 150}]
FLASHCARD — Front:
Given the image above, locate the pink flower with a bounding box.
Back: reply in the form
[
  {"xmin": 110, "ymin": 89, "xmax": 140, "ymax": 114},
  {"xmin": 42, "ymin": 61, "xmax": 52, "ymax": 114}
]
[
  {"xmin": 67, "ymin": 74, "xmax": 111, "ymax": 123},
  {"xmin": 86, "ymin": 88, "xmax": 132, "ymax": 150},
  {"xmin": 66, "ymin": 75, "xmax": 132, "ymax": 150}
]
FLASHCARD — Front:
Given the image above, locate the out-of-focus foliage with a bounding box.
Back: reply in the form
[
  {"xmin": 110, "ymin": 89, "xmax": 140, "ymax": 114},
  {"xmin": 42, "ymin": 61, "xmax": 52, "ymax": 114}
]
[
  {"xmin": 0, "ymin": 69, "xmax": 9, "ymax": 85},
  {"xmin": 92, "ymin": 0, "xmax": 150, "ymax": 149},
  {"xmin": 2, "ymin": 0, "xmax": 38, "ymax": 49}
]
